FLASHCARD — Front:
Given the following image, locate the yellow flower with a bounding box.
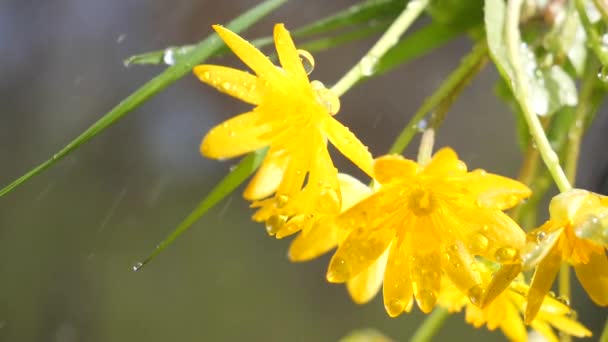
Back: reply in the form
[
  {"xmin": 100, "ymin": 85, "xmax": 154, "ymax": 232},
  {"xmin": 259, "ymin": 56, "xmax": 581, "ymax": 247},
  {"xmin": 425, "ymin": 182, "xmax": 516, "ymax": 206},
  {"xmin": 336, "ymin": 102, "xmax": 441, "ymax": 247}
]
[
  {"xmin": 325, "ymin": 148, "xmax": 531, "ymax": 315},
  {"xmin": 523, "ymin": 189, "xmax": 608, "ymax": 323},
  {"xmin": 286, "ymin": 173, "xmax": 388, "ymax": 304},
  {"xmin": 193, "ymin": 24, "xmax": 373, "ymax": 226},
  {"xmin": 439, "ymin": 276, "xmax": 592, "ymax": 342}
]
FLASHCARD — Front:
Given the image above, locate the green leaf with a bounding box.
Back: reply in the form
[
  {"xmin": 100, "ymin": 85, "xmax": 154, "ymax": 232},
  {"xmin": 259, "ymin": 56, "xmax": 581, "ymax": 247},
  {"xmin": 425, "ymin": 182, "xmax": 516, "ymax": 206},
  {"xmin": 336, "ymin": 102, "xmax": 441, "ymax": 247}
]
[
  {"xmin": 427, "ymin": 0, "xmax": 484, "ymax": 28},
  {"xmin": 0, "ymin": 0, "xmax": 286, "ymax": 198},
  {"xmin": 485, "ymin": 0, "xmax": 578, "ymax": 117},
  {"xmin": 125, "ymin": 0, "xmax": 407, "ymax": 66},
  {"xmin": 134, "ymin": 148, "xmax": 268, "ymax": 270},
  {"xmin": 374, "ymin": 20, "xmax": 468, "ymax": 76}
]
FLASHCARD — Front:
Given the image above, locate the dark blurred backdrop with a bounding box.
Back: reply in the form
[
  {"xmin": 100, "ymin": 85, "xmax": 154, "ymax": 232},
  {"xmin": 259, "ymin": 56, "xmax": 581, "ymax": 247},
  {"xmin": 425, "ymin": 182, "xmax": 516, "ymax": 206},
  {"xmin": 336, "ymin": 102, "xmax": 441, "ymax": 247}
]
[{"xmin": 0, "ymin": 1, "xmax": 606, "ymax": 341}]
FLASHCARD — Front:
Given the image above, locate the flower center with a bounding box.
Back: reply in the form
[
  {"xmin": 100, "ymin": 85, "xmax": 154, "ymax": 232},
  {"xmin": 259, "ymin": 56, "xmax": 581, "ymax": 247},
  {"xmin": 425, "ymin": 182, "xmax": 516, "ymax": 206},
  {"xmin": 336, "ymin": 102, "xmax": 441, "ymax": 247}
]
[{"xmin": 408, "ymin": 188, "xmax": 437, "ymax": 216}]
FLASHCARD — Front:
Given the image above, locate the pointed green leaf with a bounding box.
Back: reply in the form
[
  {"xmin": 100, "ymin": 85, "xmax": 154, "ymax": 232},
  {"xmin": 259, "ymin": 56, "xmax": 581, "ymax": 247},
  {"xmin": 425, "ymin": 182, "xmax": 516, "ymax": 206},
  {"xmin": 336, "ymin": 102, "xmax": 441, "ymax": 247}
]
[
  {"xmin": 0, "ymin": 0, "xmax": 286, "ymax": 197},
  {"xmin": 125, "ymin": 0, "xmax": 407, "ymax": 66},
  {"xmin": 134, "ymin": 148, "xmax": 267, "ymax": 270}
]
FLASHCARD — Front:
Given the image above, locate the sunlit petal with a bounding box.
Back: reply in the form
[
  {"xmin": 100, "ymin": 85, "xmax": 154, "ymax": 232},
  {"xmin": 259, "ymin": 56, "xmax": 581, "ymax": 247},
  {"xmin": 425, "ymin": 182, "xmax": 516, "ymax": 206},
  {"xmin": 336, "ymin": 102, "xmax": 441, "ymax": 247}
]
[
  {"xmin": 323, "ymin": 116, "xmax": 374, "ymax": 177},
  {"xmin": 288, "ymin": 218, "xmax": 337, "ymax": 262},
  {"xmin": 573, "ymin": 250, "xmax": 608, "ymax": 306},
  {"xmin": 424, "ymin": 147, "xmax": 467, "ymax": 175},
  {"xmin": 193, "ymin": 65, "xmax": 263, "ymax": 105},
  {"xmin": 347, "ymin": 246, "xmax": 389, "ymax": 304},
  {"xmin": 243, "ymin": 147, "xmax": 288, "ymax": 200},
  {"xmin": 273, "ymin": 24, "xmax": 307, "ymax": 79},
  {"xmin": 383, "ymin": 240, "xmax": 414, "ymax": 317},
  {"xmin": 525, "ymin": 246, "xmax": 562, "ymax": 323},
  {"xmin": 201, "ymin": 111, "xmax": 272, "ymax": 159},
  {"xmin": 458, "ymin": 169, "xmax": 531, "ymax": 210},
  {"xmin": 373, "ymin": 155, "xmax": 419, "ymax": 184}
]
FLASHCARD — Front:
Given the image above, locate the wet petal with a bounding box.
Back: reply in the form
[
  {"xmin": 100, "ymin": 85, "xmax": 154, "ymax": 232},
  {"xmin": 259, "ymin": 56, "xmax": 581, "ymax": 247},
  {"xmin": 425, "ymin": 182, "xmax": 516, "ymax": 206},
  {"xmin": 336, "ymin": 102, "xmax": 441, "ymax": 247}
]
[
  {"xmin": 301, "ymin": 136, "xmax": 340, "ymax": 215},
  {"xmin": 327, "ymin": 227, "xmax": 394, "ymax": 283},
  {"xmin": 323, "ymin": 116, "xmax": 373, "ymax": 177},
  {"xmin": 373, "ymin": 155, "xmax": 419, "ymax": 184},
  {"xmin": 424, "ymin": 147, "xmax": 467, "ymax": 176},
  {"xmin": 383, "ymin": 240, "xmax": 414, "ymax": 317},
  {"xmin": 288, "ymin": 218, "xmax": 337, "ymax": 261},
  {"xmin": 193, "ymin": 65, "xmax": 263, "ymax": 105},
  {"xmin": 347, "ymin": 246, "xmax": 389, "ymax": 304},
  {"xmin": 442, "ymin": 242, "xmax": 483, "ymax": 305},
  {"xmin": 525, "ymin": 246, "xmax": 562, "ymax": 324},
  {"xmin": 573, "ymin": 250, "xmax": 608, "ymax": 306},
  {"xmin": 243, "ymin": 147, "xmax": 288, "ymax": 200},
  {"xmin": 458, "ymin": 170, "xmax": 531, "ymax": 210},
  {"xmin": 410, "ymin": 251, "xmax": 441, "ymax": 313},
  {"xmin": 201, "ymin": 111, "xmax": 272, "ymax": 159},
  {"xmin": 481, "ymin": 263, "xmax": 522, "ymax": 307},
  {"xmin": 212, "ymin": 25, "xmax": 279, "ymax": 79},
  {"xmin": 273, "ymin": 24, "xmax": 307, "ymax": 79}
]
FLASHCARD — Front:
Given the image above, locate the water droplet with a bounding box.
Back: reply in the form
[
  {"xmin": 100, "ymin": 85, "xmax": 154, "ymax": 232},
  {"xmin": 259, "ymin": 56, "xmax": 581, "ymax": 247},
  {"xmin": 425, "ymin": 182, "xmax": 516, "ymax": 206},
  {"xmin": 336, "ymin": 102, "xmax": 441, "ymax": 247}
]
[
  {"xmin": 163, "ymin": 49, "xmax": 175, "ymax": 66},
  {"xmin": 132, "ymin": 262, "xmax": 143, "ymax": 272},
  {"xmin": 228, "ymin": 131, "xmax": 236, "ymax": 137},
  {"xmin": 265, "ymin": 215, "xmax": 287, "ymax": 236},
  {"xmin": 297, "ymin": 49, "xmax": 315, "ymax": 75},
  {"xmin": 327, "ymin": 257, "xmax": 351, "ymax": 282},
  {"xmin": 597, "ymin": 66, "xmax": 608, "ymax": 82},
  {"xmin": 557, "ymin": 295, "xmax": 570, "ymax": 306},
  {"xmin": 468, "ymin": 233, "xmax": 490, "ymax": 253},
  {"xmin": 467, "ymin": 284, "xmax": 484, "ymax": 306},
  {"xmin": 386, "ymin": 298, "xmax": 406, "ymax": 317},
  {"xmin": 116, "ymin": 34, "xmax": 127, "ymax": 44},
  {"xmin": 495, "ymin": 247, "xmax": 519, "ymax": 263},
  {"xmin": 359, "ymin": 55, "xmax": 378, "ymax": 76},
  {"xmin": 416, "ymin": 289, "xmax": 437, "ymax": 313},
  {"xmin": 535, "ymin": 231, "xmax": 546, "ymax": 243},
  {"xmin": 276, "ymin": 194, "xmax": 289, "ymax": 208},
  {"xmin": 221, "ymin": 82, "xmax": 232, "ymax": 91},
  {"xmin": 416, "ymin": 119, "xmax": 428, "ymax": 132},
  {"xmin": 311, "ymin": 80, "xmax": 341, "ymax": 115}
]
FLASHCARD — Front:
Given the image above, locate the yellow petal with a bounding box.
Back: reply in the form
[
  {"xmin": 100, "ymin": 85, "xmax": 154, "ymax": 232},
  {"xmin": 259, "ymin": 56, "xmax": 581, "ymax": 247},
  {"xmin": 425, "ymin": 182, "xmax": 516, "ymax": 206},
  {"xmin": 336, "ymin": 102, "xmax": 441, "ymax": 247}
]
[
  {"xmin": 323, "ymin": 116, "xmax": 374, "ymax": 177},
  {"xmin": 288, "ymin": 218, "xmax": 337, "ymax": 262},
  {"xmin": 383, "ymin": 240, "xmax": 414, "ymax": 317},
  {"xmin": 275, "ymin": 138, "xmax": 311, "ymax": 197},
  {"xmin": 327, "ymin": 226, "xmax": 394, "ymax": 283},
  {"xmin": 540, "ymin": 312, "xmax": 592, "ymax": 338},
  {"xmin": 465, "ymin": 304, "xmax": 486, "ymax": 328},
  {"xmin": 243, "ymin": 147, "xmax": 288, "ymax": 200},
  {"xmin": 530, "ymin": 320, "xmax": 559, "ymax": 342},
  {"xmin": 300, "ymin": 136, "xmax": 340, "ymax": 215},
  {"xmin": 481, "ymin": 263, "xmax": 522, "ymax": 307},
  {"xmin": 193, "ymin": 65, "xmax": 263, "ymax": 105},
  {"xmin": 337, "ymin": 173, "xmax": 372, "ymax": 211},
  {"xmin": 410, "ymin": 251, "xmax": 441, "ymax": 313},
  {"xmin": 442, "ymin": 242, "xmax": 483, "ymax": 304},
  {"xmin": 499, "ymin": 302, "xmax": 527, "ymax": 342},
  {"xmin": 525, "ymin": 245, "xmax": 562, "ymax": 324},
  {"xmin": 273, "ymin": 24, "xmax": 307, "ymax": 80},
  {"xmin": 201, "ymin": 111, "xmax": 272, "ymax": 159},
  {"xmin": 373, "ymin": 155, "xmax": 419, "ymax": 184},
  {"xmin": 347, "ymin": 246, "xmax": 389, "ymax": 304},
  {"xmin": 212, "ymin": 25, "xmax": 279, "ymax": 79},
  {"xmin": 458, "ymin": 169, "xmax": 531, "ymax": 210},
  {"xmin": 424, "ymin": 147, "xmax": 467, "ymax": 176},
  {"xmin": 573, "ymin": 250, "xmax": 608, "ymax": 306}
]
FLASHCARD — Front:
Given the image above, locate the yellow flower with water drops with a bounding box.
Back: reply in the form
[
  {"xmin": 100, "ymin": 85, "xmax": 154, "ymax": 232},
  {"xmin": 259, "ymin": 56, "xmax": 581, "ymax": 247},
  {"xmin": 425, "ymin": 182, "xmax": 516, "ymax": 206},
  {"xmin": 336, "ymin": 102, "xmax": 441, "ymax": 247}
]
[
  {"xmin": 286, "ymin": 173, "xmax": 387, "ymax": 305},
  {"xmin": 439, "ymin": 274, "xmax": 592, "ymax": 342},
  {"xmin": 193, "ymin": 24, "xmax": 374, "ymax": 228},
  {"xmin": 523, "ymin": 189, "xmax": 608, "ymax": 323},
  {"xmin": 325, "ymin": 148, "xmax": 531, "ymax": 315}
]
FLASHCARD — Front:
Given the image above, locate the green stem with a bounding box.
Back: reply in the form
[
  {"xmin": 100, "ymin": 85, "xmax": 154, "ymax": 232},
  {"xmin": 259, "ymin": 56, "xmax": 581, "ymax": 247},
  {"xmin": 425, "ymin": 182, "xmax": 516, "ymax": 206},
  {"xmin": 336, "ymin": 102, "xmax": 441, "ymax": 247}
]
[
  {"xmin": 575, "ymin": 0, "xmax": 608, "ymax": 66},
  {"xmin": 409, "ymin": 307, "xmax": 450, "ymax": 342},
  {"xmin": 505, "ymin": 0, "xmax": 572, "ymax": 193},
  {"xmin": 0, "ymin": 0, "xmax": 287, "ymax": 198},
  {"xmin": 388, "ymin": 40, "xmax": 488, "ymax": 155},
  {"xmin": 331, "ymin": 0, "xmax": 430, "ymax": 97}
]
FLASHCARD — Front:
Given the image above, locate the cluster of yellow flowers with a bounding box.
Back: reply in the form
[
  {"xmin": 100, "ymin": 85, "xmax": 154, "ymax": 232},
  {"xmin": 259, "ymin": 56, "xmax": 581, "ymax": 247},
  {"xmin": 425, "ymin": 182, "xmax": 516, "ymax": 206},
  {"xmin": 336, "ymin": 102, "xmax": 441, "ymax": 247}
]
[{"xmin": 194, "ymin": 24, "xmax": 607, "ymax": 341}]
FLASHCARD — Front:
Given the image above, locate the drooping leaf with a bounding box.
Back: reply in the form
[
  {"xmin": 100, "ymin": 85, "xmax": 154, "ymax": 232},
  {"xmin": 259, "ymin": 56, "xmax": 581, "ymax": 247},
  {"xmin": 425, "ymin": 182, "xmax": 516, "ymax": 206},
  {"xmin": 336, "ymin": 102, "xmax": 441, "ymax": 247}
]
[{"xmin": 135, "ymin": 148, "xmax": 268, "ymax": 270}]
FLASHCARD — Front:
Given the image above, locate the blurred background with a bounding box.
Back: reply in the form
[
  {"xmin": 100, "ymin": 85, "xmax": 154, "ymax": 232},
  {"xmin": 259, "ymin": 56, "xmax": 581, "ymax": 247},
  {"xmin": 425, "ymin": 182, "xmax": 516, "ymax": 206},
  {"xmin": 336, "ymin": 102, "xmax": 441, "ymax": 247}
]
[{"xmin": 0, "ymin": 1, "xmax": 606, "ymax": 341}]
